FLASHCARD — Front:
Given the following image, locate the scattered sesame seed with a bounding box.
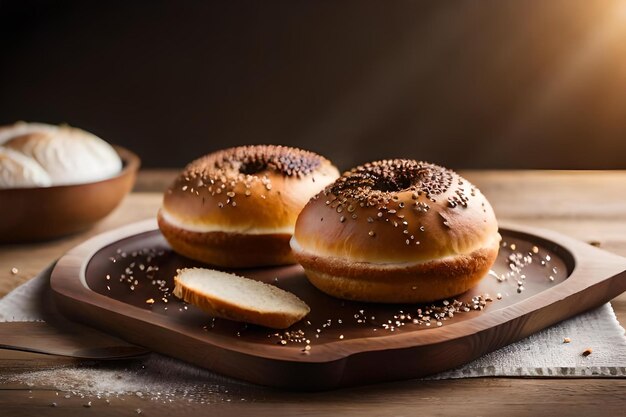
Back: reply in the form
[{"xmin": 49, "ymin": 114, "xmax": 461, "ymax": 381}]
[
  {"xmin": 563, "ymin": 337, "xmax": 571, "ymax": 343},
  {"xmin": 10, "ymin": 267, "xmax": 18, "ymax": 275},
  {"xmin": 582, "ymin": 348, "xmax": 593, "ymax": 357}
]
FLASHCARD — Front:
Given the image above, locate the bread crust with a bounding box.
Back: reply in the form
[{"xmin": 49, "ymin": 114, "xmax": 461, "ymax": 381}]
[
  {"xmin": 173, "ymin": 270, "xmax": 310, "ymax": 329},
  {"xmin": 292, "ymin": 238, "xmax": 499, "ymax": 303},
  {"xmin": 159, "ymin": 211, "xmax": 294, "ymax": 267},
  {"xmin": 159, "ymin": 145, "xmax": 339, "ymax": 267},
  {"xmin": 291, "ymin": 160, "xmax": 500, "ymax": 302}
]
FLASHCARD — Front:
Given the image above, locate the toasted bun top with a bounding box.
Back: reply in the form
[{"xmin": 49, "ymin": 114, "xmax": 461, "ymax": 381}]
[
  {"xmin": 292, "ymin": 159, "xmax": 499, "ymax": 264},
  {"xmin": 161, "ymin": 145, "xmax": 340, "ymax": 233}
]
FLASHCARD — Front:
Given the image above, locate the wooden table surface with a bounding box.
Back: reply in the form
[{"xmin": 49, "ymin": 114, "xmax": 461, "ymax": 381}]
[{"xmin": 1, "ymin": 170, "xmax": 625, "ymax": 416}]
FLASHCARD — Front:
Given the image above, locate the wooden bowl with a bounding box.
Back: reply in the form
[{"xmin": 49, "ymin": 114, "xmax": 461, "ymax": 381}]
[{"xmin": 0, "ymin": 146, "xmax": 140, "ymax": 243}]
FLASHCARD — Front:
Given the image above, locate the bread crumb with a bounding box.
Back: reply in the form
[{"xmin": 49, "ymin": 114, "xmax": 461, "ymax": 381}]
[
  {"xmin": 582, "ymin": 348, "xmax": 593, "ymax": 357},
  {"xmin": 563, "ymin": 337, "xmax": 571, "ymax": 344}
]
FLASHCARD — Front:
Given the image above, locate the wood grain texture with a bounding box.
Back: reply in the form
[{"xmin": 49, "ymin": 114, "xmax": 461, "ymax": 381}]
[
  {"xmin": 1, "ymin": 170, "xmax": 626, "ymax": 413},
  {"xmin": 0, "ymin": 377, "xmax": 625, "ymax": 417},
  {"xmin": 0, "ymin": 322, "xmax": 148, "ymax": 360}
]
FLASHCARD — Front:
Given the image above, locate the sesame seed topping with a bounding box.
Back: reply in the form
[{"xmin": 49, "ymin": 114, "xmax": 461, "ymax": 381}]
[
  {"xmin": 185, "ymin": 145, "xmax": 324, "ymax": 180},
  {"xmin": 325, "ymin": 160, "xmax": 455, "ymax": 205},
  {"xmin": 172, "ymin": 146, "xmax": 329, "ymax": 203}
]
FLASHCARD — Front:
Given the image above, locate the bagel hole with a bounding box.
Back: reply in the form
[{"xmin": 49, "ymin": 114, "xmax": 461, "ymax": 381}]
[
  {"xmin": 372, "ymin": 174, "xmax": 413, "ymax": 192},
  {"xmin": 238, "ymin": 161, "xmax": 268, "ymax": 175}
]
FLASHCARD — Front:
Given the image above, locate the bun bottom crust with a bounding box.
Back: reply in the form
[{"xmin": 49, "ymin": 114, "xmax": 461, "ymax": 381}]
[
  {"xmin": 292, "ymin": 241, "xmax": 499, "ymax": 303},
  {"xmin": 158, "ymin": 212, "xmax": 295, "ymax": 268}
]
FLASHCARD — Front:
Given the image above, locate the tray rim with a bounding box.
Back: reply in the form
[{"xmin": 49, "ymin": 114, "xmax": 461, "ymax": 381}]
[{"xmin": 50, "ymin": 219, "xmax": 626, "ymax": 364}]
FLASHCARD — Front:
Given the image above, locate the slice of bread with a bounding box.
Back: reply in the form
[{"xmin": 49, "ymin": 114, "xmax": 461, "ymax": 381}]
[{"xmin": 173, "ymin": 268, "xmax": 310, "ymax": 329}]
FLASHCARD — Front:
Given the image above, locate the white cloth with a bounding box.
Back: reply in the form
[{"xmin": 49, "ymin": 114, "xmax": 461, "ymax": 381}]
[{"xmin": 1, "ymin": 270, "xmax": 625, "ymax": 398}]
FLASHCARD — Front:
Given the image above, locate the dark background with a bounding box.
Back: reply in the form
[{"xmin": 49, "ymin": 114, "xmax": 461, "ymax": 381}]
[{"xmin": 1, "ymin": 0, "xmax": 626, "ymax": 170}]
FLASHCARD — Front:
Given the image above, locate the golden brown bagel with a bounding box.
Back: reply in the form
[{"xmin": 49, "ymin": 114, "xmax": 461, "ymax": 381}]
[
  {"xmin": 158, "ymin": 145, "xmax": 339, "ymax": 267},
  {"xmin": 290, "ymin": 159, "xmax": 500, "ymax": 303}
]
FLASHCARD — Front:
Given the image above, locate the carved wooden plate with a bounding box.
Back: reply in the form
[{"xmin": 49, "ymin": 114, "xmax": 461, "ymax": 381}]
[{"xmin": 50, "ymin": 220, "xmax": 626, "ymax": 390}]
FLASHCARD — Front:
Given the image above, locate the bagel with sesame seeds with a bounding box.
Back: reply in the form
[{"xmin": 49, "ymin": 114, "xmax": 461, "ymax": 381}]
[
  {"xmin": 290, "ymin": 159, "xmax": 500, "ymax": 303},
  {"xmin": 157, "ymin": 145, "xmax": 340, "ymax": 267}
]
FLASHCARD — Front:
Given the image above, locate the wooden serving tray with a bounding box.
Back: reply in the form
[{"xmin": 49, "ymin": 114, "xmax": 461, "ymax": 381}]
[{"xmin": 50, "ymin": 220, "xmax": 626, "ymax": 390}]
